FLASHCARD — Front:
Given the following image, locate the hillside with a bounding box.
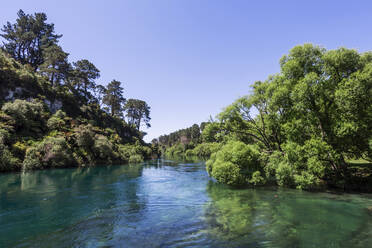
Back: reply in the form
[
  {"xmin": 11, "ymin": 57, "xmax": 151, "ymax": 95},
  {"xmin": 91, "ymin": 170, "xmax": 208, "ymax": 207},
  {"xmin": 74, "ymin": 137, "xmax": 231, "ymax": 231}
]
[{"xmin": 0, "ymin": 10, "xmax": 153, "ymax": 172}]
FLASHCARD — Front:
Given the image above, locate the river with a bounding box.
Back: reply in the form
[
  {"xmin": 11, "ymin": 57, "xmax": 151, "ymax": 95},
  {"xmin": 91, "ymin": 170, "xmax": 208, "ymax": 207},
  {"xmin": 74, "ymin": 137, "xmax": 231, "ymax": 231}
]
[{"xmin": 1, "ymin": 159, "xmax": 372, "ymax": 247}]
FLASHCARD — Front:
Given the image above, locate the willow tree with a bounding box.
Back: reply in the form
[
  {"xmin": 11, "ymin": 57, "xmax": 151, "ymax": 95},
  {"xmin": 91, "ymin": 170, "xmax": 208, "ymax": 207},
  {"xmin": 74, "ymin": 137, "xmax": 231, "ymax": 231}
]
[
  {"xmin": 207, "ymin": 44, "xmax": 372, "ymax": 189},
  {"xmin": 277, "ymin": 45, "xmax": 372, "ymax": 171}
]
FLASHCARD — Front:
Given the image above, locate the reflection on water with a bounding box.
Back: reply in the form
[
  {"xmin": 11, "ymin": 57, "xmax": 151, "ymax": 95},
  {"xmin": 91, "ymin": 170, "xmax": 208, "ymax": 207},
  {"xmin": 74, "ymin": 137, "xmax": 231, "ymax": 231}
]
[
  {"xmin": 1, "ymin": 160, "xmax": 372, "ymax": 247},
  {"xmin": 205, "ymin": 182, "xmax": 372, "ymax": 248}
]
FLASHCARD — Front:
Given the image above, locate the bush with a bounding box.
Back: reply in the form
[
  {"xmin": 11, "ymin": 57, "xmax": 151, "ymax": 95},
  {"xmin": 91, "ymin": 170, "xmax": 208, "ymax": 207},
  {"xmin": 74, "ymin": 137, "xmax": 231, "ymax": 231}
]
[
  {"xmin": 190, "ymin": 142, "xmax": 221, "ymax": 157},
  {"xmin": 201, "ymin": 122, "xmax": 224, "ymax": 142},
  {"xmin": 118, "ymin": 143, "xmax": 150, "ymax": 162},
  {"xmin": 0, "ymin": 143, "xmax": 20, "ymax": 171},
  {"xmin": 11, "ymin": 141, "xmax": 28, "ymax": 158},
  {"xmin": 47, "ymin": 110, "xmax": 67, "ymax": 131},
  {"xmin": 0, "ymin": 128, "xmax": 10, "ymax": 144},
  {"xmin": 165, "ymin": 143, "xmax": 184, "ymax": 157},
  {"xmin": 93, "ymin": 135, "xmax": 116, "ymax": 161},
  {"xmin": 75, "ymin": 124, "xmax": 95, "ymax": 149},
  {"xmin": 23, "ymin": 136, "xmax": 74, "ymax": 170},
  {"xmin": 263, "ymin": 138, "xmax": 330, "ymax": 190},
  {"xmin": 0, "ymin": 111, "xmax": 16, "ymax": 132},
  {"xmin": 0, "ymin": 128, "xmax": 19, "ymax": 171},
  {"xmin": 206, "ymin": 141, "xmax": 262, "ymax": 186},
  {"xmin": 1, "ymin": 99, "xmax": 48, "ymax": 136},
  {"xmin": 129, "ymin": 154, "xmax": 144, "ymax": 163},
  {"xmin": 185, "ymin": 149, "xmax": 194, "ymax": 157}
]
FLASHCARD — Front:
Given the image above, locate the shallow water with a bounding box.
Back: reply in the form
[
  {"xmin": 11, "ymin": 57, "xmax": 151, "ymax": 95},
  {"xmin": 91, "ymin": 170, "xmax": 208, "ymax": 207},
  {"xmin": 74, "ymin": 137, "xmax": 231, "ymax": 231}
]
[{"xmin": 1, "ymin": 159, "xmax": 372, "ymax": 248}]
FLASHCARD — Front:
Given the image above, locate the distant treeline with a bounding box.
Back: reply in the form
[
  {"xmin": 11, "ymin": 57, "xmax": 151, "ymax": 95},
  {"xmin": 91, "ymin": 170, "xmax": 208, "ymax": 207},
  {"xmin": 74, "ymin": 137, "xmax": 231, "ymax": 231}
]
[{"xmin": 155, "ymin": 122, "xmax": 208, "ymax": 147}]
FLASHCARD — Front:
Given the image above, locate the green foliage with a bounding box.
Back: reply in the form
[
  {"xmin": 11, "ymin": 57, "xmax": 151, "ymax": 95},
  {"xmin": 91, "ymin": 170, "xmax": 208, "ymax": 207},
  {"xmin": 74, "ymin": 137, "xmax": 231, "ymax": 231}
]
[
  {"xmin": 93, "ymin": 135, "xmax": 116, "ymax": 161},
  {"xmin": 0, "ymin": 143, "xmax": 20, "ymax": 171},
  {"xmin": 206, "ymin": 141, "xmax": 262, "ymax": 186},
  {"xmin": 47, "ymin": 110, "xmax": 67, "ymax": 131},
  {"xmin": 198, "ymin": 44, "xmax": 371, "ymax": 190},
  {"xmin": 0, "ymin": 10, "xmax": 152, "ymax": 172},
  {"xmin": 186, "ymin": 142, "xmax": 221, "ymax": 157},
  {"xmin": 117, "ymin": 143, "xmax": 151, "ymax": 163},
  {"xmin": 2, "ymin": 99, "xmax": 48, "ymax": 136},
  {"xmin": 158, "ymin": 122, "xmax": 207, "ymax": 147},
  {"xmin": 124, "ymin": 98, "xmax": 151, "ymax": 130},
  {"xmin": 74, "ymin": 124, "xmax": 95, "ymax": 149},
  {"xmin": 1, "ymin": 9, "xmax": 62, "ymax": 69},
  {"xmin": 165, "ymin": 143, "xmax": 185, "ymax": 157},
  {"xmin": 128, "ymin": 154, "xmax": 144, "ymax": 164},
  {"xmin": 71, "ymin": 59, "xmax": 100, "ymax": 101},
  {"xmin": 248, "ymin": 171, "xmax": 265, "ymax": 186},
  {"xmin": 11, "ymin": 141, "xmax": 28, "ymax": 158},
  {"xmin": 23, "ymin": 136, "xmax": 74, "ymax": 170},
  {"xmin": 102, "ymin": 80, "xmax": 125, "ymax": 117},
  {"xmin": 0, "ymin": 128, "xmax": 20, "ymax": 171},
  {"xmin": 201, "ymin": 122, "xmax": 226, "ymax": 143},
  {"xmin": 39, "ymin": 44, "xmax": 69, "ymax": 86}
]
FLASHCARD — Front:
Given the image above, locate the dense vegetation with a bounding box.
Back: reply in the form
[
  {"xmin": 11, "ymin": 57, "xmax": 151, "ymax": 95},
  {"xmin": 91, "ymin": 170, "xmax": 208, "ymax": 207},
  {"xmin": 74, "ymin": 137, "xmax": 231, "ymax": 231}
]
[
  {"xmin": 154, "ymin": 122, "xmax": 222, "ymax": 158},
  {"xmin": 0, "ymin": 10, "xmax": 153, "ymax": 172},
  {"xmin": 160, "ymin": 44, "xmax": 372, "ymax": 191},
  {"xmin": 2, "ymin": 10, "xmax": 371, "ymax": 192}
]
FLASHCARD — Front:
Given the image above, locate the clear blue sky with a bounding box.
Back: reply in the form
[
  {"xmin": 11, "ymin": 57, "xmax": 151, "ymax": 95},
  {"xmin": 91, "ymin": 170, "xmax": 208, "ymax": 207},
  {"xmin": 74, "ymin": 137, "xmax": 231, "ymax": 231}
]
[{"xmin": 2, "ymin": 1, "xmax": 372, "ymax": 142}]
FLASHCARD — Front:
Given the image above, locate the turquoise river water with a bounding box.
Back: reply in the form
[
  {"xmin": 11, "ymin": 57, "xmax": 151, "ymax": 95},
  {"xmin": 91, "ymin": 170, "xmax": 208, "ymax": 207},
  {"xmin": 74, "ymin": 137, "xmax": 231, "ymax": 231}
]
[{"xmin": 1, "ymin": 159, "xmax": 372, "ymax": 247}]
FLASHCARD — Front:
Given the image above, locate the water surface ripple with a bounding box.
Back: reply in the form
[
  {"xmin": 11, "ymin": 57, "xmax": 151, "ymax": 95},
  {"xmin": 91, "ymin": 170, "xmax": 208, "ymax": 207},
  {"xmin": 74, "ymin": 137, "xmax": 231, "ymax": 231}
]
[{"xmin": 1, "ymin": 159, "xmax": 372, "ymax": 247}]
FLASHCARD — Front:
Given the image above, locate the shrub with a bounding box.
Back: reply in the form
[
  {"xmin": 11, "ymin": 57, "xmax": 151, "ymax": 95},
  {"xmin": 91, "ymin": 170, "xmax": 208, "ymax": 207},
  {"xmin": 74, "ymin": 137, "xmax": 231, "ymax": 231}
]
[
  {"xmin": 117, "ymin": 144, "xmax": 133, "ymax": 161},
  {"xmin": 128, "ymin": 154, "xmax": 144, "ymax": 164},
  {"xmin": 191, "ymin": 142, "xmax": 221, "ymax": 157},
  {"xmin": 11, "ymin": 141, "xmax": 28, "ymax": 158},
  {"xmin": 47, "ymin": 110, "xmax": 67, "ymax": 131},
  {"xmin": 0, "ymin": 143, "xmax": 20, "ymax": 171},
  {"xmin": 206, "ymin": 141, "xmax": 262, "ymax": 186},
  {"xmin": 263, "ymin": 138, "xmax": 330, "ymax": 189},
  {"xmin": 165, "ymin": 143, "xmax": 185, "ymax": 157},
  {"xmin": 249, "ymin": 171, "xmax": 265, "ymax": 185},
  {"xmin": 118, "ymin": 143, "xmax": 150, "ymax": 162},
  {"xmin": 0, "ymin": 128, "xmax": 10, "ymax": 144},
  {"xmin": 93, "ymin": 135, "xmax": 116, "ymax": 161},
  {"xmin": 185, "ymin": 149, "xmax": 195, "ymax": 157},
  {"xmin": 0, "ymin": 111, "xmax": 16, "ymax": 132},
  {"xmin": 23, "ymin": 136, "xmax": 74, "ymax": 170},
  {"xmin": 1, "ymin": 99, "xmax": 48, "ymax": 136},
  {"xmin": 201, "ymin": 122, "xmax": 224, "ymax": 142},
  {"xmin": 75, "ymin": 124, "xmax": 95, "ymax": 149},
  {"xmin": 142, "ymin": 146, "xmax": 152, "ymax": 158}
]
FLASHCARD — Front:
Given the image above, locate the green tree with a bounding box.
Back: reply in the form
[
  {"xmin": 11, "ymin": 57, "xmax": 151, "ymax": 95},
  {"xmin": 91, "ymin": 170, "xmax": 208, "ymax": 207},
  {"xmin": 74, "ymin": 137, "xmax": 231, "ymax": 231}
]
[
  {"xmin": 39, "ymin": 44, "xmax": 69, "ymax": 86},
  {"xmin": 190, "ymin": 124, "xmax": 201, "ymax": 143},
  {"xmin": 103, "ymin": 80, "xmax": 125, "ymax": 117},
  {"xmin": 1, "ymin": 9, "xmax": 62, "ymax": 70},
  {"xmin": 277, "ymin": 45, "xmax": 371, "ymax": 173},
  {"xmin": 124, "ymin": 99, "xmax": 151, "ymax": 130},
  {"xmin": 93, "ymin": 84, "xmax": 107, "ymax": 107},
  {"xmin": 206, "ymin": 44, "xmax": 372, "ymax": 189},
  {"xmin": 71, "ymin": 59, "xmax": 100, "ymax": 100}
]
